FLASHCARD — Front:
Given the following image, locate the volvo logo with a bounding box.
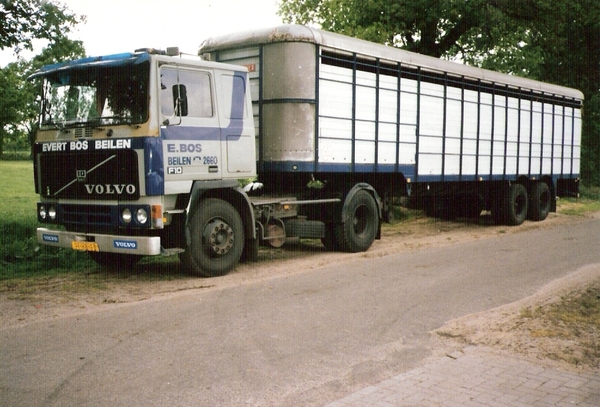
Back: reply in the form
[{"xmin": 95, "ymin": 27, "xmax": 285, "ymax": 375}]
[{"xmin": 84, "ymin": 184, "xmax": 137, "ymax": 195}]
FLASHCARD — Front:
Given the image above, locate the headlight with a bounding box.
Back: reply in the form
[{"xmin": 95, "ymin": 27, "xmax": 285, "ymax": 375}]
[
  {"xmin": 136, "ymin": 208, "xmax": 148, "ymax": 225},
  {"xmin": 122, "ymin": 208, "xmax": 132, "ymax": 224},
  {"xmin": 39, "ymin": 205, "xmax": 47, "ymax": 220},
  {"xmin": 48, "ymin": 206, "xmax": 57, "ymax": 220}
]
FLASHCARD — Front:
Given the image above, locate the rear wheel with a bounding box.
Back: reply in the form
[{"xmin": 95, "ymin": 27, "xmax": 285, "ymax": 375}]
[
  {"xmin": 180, "ymin": 198, "xmax": 244, "ymax": 277},
  {"xmin": 528, "ymin": 182, "xmax": 551, "ymax": 221},
  {"xmin": 494, "ymin": 184, "xmax": 528, "ymax": 226},
  {"xmin": 507, "ymin": 184, "xmax": 528, "ymax": 226},
  {"xmin": 335, "ymin": 190, "xmax": 379, "ymax": 252}
]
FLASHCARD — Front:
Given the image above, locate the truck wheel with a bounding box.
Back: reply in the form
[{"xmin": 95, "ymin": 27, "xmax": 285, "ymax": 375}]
[
  {"xmin": 506, "ymin": 184, "xmax": 528, "ymax": 226},
  {"xmin": 335, "ymin": 190, "xmax": 378, "ymax": 252},
  {"xmin": 88, "ymin": 252, "xmax": 141, "ymax": 270},
  {"xmin": 181, "ymin": 198, "xmax": 244, "ymax": 277},
  {"xmin": 528, "ymin": 182, "xmax": 551, "ymax": 221},
  {"xmin": 493, "ymin": 184, "xmax": 529, "ymax": 226}
]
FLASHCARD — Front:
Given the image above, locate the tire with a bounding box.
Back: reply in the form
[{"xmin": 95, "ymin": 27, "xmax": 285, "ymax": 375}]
[
  {"xmin": 528, "ymin": 182, "xmax": 551, "ymax": 221},
  {"xmin": 505, "ymin": 184, "xmax": 529, "ymax": 226},
  {"xmin": 88, "ymin": 252, "xmax": 141, "ymax": 271},
  {"xmin": 335, "ymin": 190, "xmax": 379, "ymax": 253},
  {"xmin": 180, "ymin": 198, "xmax": 244, "ymax": 277},
  {"xmin": 492, "ymin": 184, "xmax": 529, "ymax": 226}
]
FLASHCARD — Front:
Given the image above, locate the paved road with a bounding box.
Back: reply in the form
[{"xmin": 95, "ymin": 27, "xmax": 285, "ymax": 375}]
[
  {"xmin": 326, "ymin": 345, "xmax": 600, "ymax": 406},
  {"xmin": 2, "ymin": 218, "xmax": 600, "ymax": 407}
]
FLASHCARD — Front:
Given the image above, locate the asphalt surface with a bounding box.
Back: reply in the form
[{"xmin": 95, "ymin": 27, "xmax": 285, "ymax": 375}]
[{"xmin": 2, "ymin": 218, "xmax": 600, "ymax": 406}]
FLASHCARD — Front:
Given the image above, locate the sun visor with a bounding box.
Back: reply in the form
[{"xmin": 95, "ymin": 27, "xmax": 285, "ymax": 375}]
[{"xmin": 28, "ymin": 52, "xmax": 150, "ymax": 80}]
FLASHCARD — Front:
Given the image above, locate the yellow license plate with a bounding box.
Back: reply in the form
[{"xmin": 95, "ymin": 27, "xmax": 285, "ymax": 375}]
[{"xmin": 71, "ymin": 241, "xmax": 100, "ymax": 252}]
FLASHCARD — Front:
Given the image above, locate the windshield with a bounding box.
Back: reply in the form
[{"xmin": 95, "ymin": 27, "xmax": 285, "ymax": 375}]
[{"xmin": 40, "ymin": 61, "xmax": 149, "ymax": 129}]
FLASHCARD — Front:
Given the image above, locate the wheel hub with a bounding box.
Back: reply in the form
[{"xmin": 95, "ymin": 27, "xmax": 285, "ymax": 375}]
[{"xmin": 204, "ymin": 220, "xmax": 234, "ymax": 256}]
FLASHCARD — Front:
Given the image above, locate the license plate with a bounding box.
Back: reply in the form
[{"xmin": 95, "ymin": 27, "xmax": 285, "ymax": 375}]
[{"xmin": 71, "ymin": 241, "xmax": 100, "ymax": 252}]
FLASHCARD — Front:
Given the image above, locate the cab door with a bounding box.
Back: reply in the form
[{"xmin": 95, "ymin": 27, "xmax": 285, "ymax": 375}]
[{"xmin": 160, "ymin": 66, "xmax": 222, "ymax": 182}]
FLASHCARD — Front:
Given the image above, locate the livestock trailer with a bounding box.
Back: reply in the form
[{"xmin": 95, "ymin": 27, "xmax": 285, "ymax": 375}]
[{"xmin": 200, "ymin": 25, "xmax": 583, "ymax": 224}]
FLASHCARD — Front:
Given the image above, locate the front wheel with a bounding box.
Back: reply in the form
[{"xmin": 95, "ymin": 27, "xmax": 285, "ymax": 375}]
[
  {"xmin": 335, "ymin": 190, "xmax": 379, "ymax": 253},
  {"xmin": 180, "ymin": 198, "xmax": 244, "ymax": 277}
]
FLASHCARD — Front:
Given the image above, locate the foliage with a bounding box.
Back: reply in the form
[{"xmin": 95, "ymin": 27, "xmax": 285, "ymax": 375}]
[
  {"xmin": 0, "ymin": 161, "xmax": 93, "ymax": 279},
  {"xmin": 279, "ymin": 0, "xmax": 600, "ymax": 186},
  {"xmin": 279, "ymin": 0, "xmax": 538, "ymax": 58},
  {"xmin": 0, "ymin": 1, "xmax": 86, "ymax": 157},
  {"xmin": 0, "ymin": 0, "xmax": 83, "ymax": 54}
]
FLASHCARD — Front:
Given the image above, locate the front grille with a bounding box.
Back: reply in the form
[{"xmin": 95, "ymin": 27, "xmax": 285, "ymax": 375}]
[
  {"xmin": 73, "ymin": 127, "xmax": 94, "ymax": 138},
  {"xmin": 38, "ymin": 149, "xmax": 140, "ymax": 201},
  {"xmin": 61, "ymin": 204, "xmax": 115, "ymax": 233}
]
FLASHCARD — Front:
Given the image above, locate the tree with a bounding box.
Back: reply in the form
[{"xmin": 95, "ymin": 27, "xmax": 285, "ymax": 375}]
[
  {"xmin": 278, "ymin": 0, "xmax": 538, "ymax": 58},
  {"xmin": 0, "ymin": 40, "xmax": 86, "ymax": 157},
  {"xmin": 0, "ymin": 61, "xmax": 26, "ymax": 156},
  {"xmin": 0, "ymin": 0, "xmax": 83, "ymax": 54},
  {"xmin": 279, "ymin": 0, "xmax": 600, "ymax": 185},
  {"xmin": 456, "ymin": 0, "xmax": 600, "ymax": 184},
  {"xmin": 0, "ymin": 0, "xmax": 85, "ymax": 157}
]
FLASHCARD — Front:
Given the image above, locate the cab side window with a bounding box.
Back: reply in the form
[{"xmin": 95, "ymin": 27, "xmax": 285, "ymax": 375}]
[{"xmin": 160, "ymin": 68, "xmax": 213, "ymax": 118}]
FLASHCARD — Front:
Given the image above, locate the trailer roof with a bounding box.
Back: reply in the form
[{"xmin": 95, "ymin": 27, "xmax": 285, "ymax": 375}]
[{"xmin": 200, "ymin": 25, "xmax": 583, "ymax": 102}]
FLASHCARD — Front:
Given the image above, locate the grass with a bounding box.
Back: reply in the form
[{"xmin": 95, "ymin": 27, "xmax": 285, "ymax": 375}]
[
  {"xmin": 519, "ymin": 281, "xmax": 600, "ymax": 368},
  {"xmin": 2, "ymin": 160, "xmax": 600, "ymax": 283},
  {"xmin": 3, "ymin": 160, "xmax": 598, "ymax": 366},
  {"xmin": 0, "ymin": 161, "xmax": 103, "ymax": 282},
  {"xmin": 559, "ymin": 185, "xmax": 600, "ymax": 215}
]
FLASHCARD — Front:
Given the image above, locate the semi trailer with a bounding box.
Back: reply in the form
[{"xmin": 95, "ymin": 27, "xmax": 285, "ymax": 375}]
[{"xmin": 31, "ymin": 25, "xmax": 583, "ymax": 277}]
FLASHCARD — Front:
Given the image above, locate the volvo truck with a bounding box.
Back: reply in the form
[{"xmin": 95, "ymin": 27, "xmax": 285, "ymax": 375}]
[{"xmin": 31, "ymin": 25, "xmax": 583, "ymax": 277}]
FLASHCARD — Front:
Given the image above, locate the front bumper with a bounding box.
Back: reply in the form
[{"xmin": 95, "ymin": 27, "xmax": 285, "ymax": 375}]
[{"xmin": 37, "ymin": 228, "xmax": 161, "ymax": 256}]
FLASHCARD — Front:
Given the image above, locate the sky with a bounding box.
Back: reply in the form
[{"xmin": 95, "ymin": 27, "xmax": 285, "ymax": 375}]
[{"xmin": 1, "ymin": 0, "xmax": 284, "ymax": 66}]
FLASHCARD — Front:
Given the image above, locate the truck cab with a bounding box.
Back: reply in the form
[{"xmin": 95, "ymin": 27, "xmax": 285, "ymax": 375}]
[{"xmin": 31, "ymin": 49, "xmax": 257, "ymax": 273}]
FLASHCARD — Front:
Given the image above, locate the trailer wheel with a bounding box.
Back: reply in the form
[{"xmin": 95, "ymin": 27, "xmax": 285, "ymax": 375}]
[
  {"xmin": 180, "ymin": 198, "xmax": 244, "ymax": 277},
  {"xmin": 528, "ymin": 182, "xmax": 551, "ymax": 221},
  {"xmin": 492, "ymin": 184, "xmax": 528, "ymax": 226},
  {"xmin": 88, "ymin": 252, "xmax": 141, "ymax": 270},
  {"xmin": 505, "ymin": 184, "xmax": 529, "ymax": 226},
  {"xmin": 336, "ymin": 190, "xmax": 378, "ymax": 252}
]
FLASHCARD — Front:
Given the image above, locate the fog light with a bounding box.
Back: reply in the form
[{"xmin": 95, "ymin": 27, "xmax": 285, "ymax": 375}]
[
  {"xmin": 48, "ymin": 206, "xmax": 57, "ymax": 220},
  {"xmin": 122, "ymin": 208, "xmax": 132, "ymax": 224},
  {"xmin": 39, "ymin": 205, "xmax": 47, "ymax": 220},
  {"xmin": 136, "ymin": 208, "xmax": 148, "ymax": 225}
]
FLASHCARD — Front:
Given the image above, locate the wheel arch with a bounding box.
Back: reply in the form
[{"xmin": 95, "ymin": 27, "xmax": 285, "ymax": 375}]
[{"xmin": 187, "ymin": 180, "xmax": 256, "ymax": 241}]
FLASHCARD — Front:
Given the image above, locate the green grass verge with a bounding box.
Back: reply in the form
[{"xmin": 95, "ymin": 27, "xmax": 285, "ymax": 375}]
[
  {"xmin": 2, "ymin": 160, "xmax": 600, "ymax": 282},
  {"xmin": 0, "ymin": 161, "xmax": 96, "ymax": 280},
  {"xmin": 559, "ymin": 185, "xmax": 600, "ymax": 215}
]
